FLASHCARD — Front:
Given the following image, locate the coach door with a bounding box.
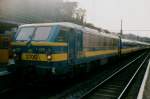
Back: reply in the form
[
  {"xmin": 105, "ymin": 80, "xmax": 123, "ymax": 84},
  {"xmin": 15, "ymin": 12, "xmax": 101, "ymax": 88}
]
[
  {"xmin": 68, "ymin": 29, "xmax": 77, "ymax": 65},
  {"xmin": 68, "ymin": 29, "xmax": 83, "ymax": 65},
  {"xmin": 76, "ymin": 30, "xmax": 83, "ymax": 58}
]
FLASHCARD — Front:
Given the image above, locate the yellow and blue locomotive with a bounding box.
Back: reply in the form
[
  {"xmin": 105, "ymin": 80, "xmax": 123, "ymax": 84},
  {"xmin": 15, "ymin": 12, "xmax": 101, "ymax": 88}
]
[{"xmin": 10, "ymin": 22, "xmax": 150, "ymax": 78}]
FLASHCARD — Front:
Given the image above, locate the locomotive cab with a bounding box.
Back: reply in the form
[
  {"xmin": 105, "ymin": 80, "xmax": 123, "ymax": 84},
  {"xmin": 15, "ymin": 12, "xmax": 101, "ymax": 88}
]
[{"xmin": 11, "ymin": 23, "xmax": 83, "ymax": 78}]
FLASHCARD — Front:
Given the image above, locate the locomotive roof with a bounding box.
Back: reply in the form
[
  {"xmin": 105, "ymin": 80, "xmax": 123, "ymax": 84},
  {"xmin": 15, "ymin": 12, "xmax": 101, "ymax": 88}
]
[
  {"xmin": 19, "ymin": 22, "xmax": 119, "ymax": 39},
  {"xmin": 19, "ymin": 22, "xmax": 150, "ymax": 46},
  {"xmin": 20, "ymin": 22, "xmax": 82, "ymax": 28}
]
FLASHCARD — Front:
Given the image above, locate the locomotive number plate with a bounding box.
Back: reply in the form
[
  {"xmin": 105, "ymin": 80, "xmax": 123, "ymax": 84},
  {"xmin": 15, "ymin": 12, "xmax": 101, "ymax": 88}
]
[{"xmin": 22, "ymin": 53, "xmax": 40, "ymax": 61}]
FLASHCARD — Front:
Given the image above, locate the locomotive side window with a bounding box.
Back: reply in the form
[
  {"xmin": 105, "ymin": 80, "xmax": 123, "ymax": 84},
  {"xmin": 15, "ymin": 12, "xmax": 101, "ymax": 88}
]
[
  {"xmin": 33, "ymin": 27, "xmax": 51, "ymax": 41},
  {"xmin": 16, "ymin": 27, "xmax": 34, "ymax": 41},
  {"xmin": 55, "ymin": 29, "xmax": 68, "ymax": 42}
]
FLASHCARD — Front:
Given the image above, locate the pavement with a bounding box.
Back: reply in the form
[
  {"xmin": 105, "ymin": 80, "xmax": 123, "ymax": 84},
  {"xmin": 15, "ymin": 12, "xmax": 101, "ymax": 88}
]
[
  {"xmin": 0, "ymin": 66, "xmax": 10, "ymax": 76},
  {"xmin": 137, "ymin": 60, "xmax": 150, "ymax": 99},
  {"xmin": 142, "ymin": 61, "xmax": 150, "ymax": 99}
]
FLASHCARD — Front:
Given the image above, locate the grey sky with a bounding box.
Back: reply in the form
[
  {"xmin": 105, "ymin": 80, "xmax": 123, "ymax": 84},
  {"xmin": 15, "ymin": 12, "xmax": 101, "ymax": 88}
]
[{"xmin": 66, "ymin": 0, "xmax": 150, "ymax": 37}]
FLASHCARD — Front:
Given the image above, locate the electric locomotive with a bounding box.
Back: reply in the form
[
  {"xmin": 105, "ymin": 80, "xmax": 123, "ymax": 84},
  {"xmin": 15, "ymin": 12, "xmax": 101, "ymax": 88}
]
[{"xmin": 10, "ymin": 22, "xmax": 150, "ymax": 79}]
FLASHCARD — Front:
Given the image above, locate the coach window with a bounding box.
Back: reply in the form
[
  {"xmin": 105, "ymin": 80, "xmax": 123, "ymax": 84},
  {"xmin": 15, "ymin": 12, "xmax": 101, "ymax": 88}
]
[{"xmin": 55, "ymin": 29, "xmax": 67, "ymax": 42}]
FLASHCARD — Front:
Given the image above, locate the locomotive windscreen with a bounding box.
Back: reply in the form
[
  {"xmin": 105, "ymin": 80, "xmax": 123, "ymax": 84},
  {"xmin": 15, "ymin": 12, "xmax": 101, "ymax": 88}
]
[
  {"xmin": 16, "ymin": 27, "xmax": 34, "ymax": 41},
  {"xmin": 16, "ymin": 26, "xmax": 52, "ymax": 41}
]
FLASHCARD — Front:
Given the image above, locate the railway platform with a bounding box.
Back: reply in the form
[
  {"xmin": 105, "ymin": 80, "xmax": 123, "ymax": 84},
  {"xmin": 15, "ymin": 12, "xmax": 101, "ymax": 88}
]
[
  {"xmin": 0, "ymin": 65, "xmax": 10, "ymax": 76},
  {"xmin": 0, "ymin": 66, "xmax": 12, "ymax": 93},
  {"xmin": 0, "ymin": 67, "xmax": 9, "ymax": 74},
  {"xmin": 137, "ymin": 60, "xmax": 150, "ymax": 99}
]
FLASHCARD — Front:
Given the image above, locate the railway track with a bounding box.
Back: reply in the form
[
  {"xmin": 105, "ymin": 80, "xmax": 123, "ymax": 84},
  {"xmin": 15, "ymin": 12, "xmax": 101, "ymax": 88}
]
[
  {"xmin": 81, "ymin": 52, "xmax": 150, "ymax": 99},
  {"xmin": 0, "ymin": 51, "xmax": 149, "ymax": 99},
  {"xmin": 49, "ymin": 51, "xmax": 149, "ymax": 99}
]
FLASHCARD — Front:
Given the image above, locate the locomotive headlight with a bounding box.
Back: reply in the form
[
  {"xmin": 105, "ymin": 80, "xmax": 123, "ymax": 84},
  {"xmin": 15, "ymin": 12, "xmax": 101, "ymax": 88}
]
[{"xmin": 47, "ymin": 55, "xmax": 52, "ymax": 60}]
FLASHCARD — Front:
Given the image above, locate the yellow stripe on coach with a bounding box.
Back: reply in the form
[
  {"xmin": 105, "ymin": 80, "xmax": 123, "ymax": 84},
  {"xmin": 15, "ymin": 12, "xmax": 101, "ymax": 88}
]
[{"xmin": 84, "ymin": 49, "xmax": 118, "ymax": 57}]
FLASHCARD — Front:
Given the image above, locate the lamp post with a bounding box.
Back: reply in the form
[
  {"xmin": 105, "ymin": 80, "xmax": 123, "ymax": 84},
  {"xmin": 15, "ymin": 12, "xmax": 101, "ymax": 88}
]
[{"xmin": 119, "ymin": 20, "xmax": 123, "ymax": 56}]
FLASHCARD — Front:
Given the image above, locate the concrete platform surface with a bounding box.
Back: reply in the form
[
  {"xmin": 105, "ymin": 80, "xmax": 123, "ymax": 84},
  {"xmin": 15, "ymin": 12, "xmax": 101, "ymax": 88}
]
[{"xmin": 137, "ymin": 60, "xmax": 150, "ymax": 99}]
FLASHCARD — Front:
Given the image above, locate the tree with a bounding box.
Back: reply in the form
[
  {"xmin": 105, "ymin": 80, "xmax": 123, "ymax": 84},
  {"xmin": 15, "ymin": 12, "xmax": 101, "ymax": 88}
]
[
  {"xmin": 0, "ymin": 0, "xmax": 78, "ymax": 23},
  {"xmin": 73, "ymin": 8, "xmax": 86, "ymax": 24}
]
